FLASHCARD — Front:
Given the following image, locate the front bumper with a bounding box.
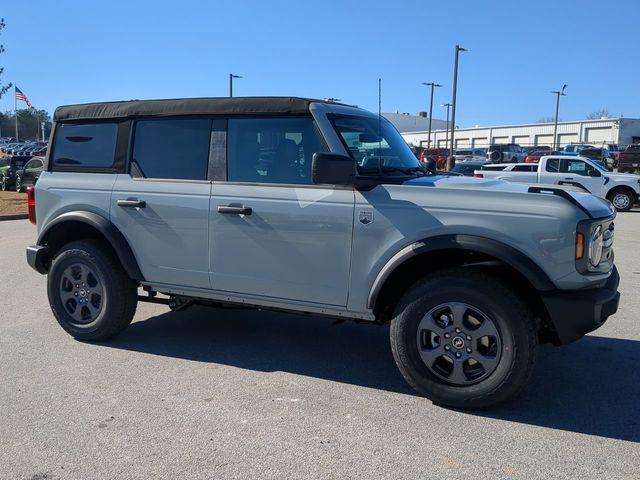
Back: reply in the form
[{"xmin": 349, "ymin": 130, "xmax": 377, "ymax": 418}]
[
  {"xmin": 541, "ymin": 266, "xmax": 620, "ymax": 345},
  {"xmin": 26, "ymin": 245, "xmax": 49, "ymax": 274}
]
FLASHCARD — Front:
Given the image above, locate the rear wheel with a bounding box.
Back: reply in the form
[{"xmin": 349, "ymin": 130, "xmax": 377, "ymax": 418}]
[
  {"xmin": 0, "ymin": 175, "xmax": 6, "ymax": 191},
  {"xmin": 47, "ymin": 239, "xmax": 138, "ymax": 341},
  {"xmin": 607, "ymin": 188, "xmax": 634, "ymax": 212},
  {"xmin": 390, "ymin": 268, "xmax": 537, "ymax": 409}
]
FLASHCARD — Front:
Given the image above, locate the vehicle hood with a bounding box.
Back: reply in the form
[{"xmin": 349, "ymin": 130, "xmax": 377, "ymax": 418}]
[
  {"xmin": 605, "ymin": 171, "xmax": 640, "ymax": 183},
  {"xmin": 403, "ymin": 174, "xmax": 615, "ymax": 219}
]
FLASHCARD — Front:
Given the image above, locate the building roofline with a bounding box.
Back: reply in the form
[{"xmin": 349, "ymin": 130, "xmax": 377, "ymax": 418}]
[{"xmin": 401, "ymin": 117, "xmax": 638, "ymax": 135}]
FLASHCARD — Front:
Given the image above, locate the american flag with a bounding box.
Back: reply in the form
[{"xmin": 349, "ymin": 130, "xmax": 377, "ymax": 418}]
[{"xmin": 15, "ymin": 86, "xmax": 33, "ymax": 109}]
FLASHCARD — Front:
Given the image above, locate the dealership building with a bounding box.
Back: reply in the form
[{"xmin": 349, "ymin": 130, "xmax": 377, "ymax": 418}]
[{"xmin": 401, "ymin": 117, "xmax": 640, "ymax": 149}]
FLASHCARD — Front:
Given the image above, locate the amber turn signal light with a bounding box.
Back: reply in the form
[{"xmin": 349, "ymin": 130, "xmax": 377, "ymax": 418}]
[{"xmin": 576, "ymin": 232, "xmax": 584, "ymax": 259}]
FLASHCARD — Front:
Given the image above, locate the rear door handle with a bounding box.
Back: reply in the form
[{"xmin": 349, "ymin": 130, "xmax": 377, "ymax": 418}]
[
  {"xmin": 117, "ymin": 199, "xmax": 146, "ymax": 208},
  {"xmin": 217, "ymin": 205, "xmax": 252, "ymax": 215}
]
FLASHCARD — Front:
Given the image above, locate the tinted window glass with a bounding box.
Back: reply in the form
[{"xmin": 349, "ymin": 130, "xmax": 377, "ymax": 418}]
[
  {"xmin": 133, "ymin": 118, "xmax": 211, "ymax": 180},
  {"xmin": 546, "ymin": 158, "xmax": 561, "ymax": 172},
  {"xmin": 565, "ymin": 159, "xmax": 595, "ymax": 176},
  {"xmin": 513, "ymin": 164, "xmax": 536, "ymax": 171},
  {"xmin": 53, "ymin": 123, "xmax": 117, "ymax": 168},
  {"xmin": 227, "ymin": 118, "xmax": 325, "ymax": 184}
]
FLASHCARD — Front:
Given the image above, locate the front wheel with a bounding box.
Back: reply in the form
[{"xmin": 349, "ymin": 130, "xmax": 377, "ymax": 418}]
[
  {"xmin": 47, "ymin": 239, "xmax": 138, "ymax": 341},
  {"xmin": 607, "ymin": 189, "xmax": 634, "ymax": 212},
  {"xmin": 390, "ymin": 268, "xmax": 537, "ymax": 409}
]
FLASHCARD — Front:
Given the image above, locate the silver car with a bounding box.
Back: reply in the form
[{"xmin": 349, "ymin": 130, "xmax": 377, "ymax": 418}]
[{"xmin": 26, "ymin": 97, "xmax": 620, "ymax": 409}]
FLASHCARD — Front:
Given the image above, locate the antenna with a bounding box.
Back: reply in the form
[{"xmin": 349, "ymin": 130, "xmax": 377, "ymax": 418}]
[{"xmin": 378, "ymin": 78, "xmax": 382, "ymax": 174}]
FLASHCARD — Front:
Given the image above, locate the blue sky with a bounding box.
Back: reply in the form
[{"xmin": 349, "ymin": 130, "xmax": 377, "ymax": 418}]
[{"xmin": 1, "ymin": 0, "xmax": 638, "ymax": 127}]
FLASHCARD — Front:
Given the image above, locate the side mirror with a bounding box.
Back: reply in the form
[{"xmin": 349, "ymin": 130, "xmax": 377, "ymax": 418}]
[
  {"xmin": 589, "ymin": 169, "xmax": 601, "ymax": 177},
  {"xmin": 312, "ymin": 153, "xmax": 356, "ymax": 185}
]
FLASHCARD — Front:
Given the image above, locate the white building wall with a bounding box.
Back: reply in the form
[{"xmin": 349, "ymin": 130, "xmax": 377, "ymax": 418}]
[{"xmin": 402, "ymin": 118, "xmax": 640, "ymax": 149}]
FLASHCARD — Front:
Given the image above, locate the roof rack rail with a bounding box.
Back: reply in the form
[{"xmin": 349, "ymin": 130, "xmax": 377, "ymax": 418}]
[{"xmin": 527, "ymin": 185, "xmax": 592, "ymax": 218}]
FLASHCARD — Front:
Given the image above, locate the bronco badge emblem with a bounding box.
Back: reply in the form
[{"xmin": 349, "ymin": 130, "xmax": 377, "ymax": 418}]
[{"xmin": 359, "ymin": 211, "xmax": 373, "ymax": 225}]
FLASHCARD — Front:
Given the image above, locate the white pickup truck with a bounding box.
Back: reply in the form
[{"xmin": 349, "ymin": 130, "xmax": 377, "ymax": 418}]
[{"xmin": 475, "ymin": 155, "xmax": 640, "ymax": 211}]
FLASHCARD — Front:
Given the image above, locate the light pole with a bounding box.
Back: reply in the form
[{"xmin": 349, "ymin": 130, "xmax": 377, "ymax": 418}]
[
  {"xmin": 449, "ymin": 45, "xmax": 467, "ymax": 166},
  {"xmin": 229, "ymin": 74, "xmax": 242, "ymax": 97},
  {"xmin": 551, "ymin": 84, "xmax": 567, "ymax": 150},
  {"xmin": 442, "ymin": 103, "xmax": 452, "ymax": 152},
  {"xmin": 421, "ymin": 82, "xmax": 442, "ymax": 148}
]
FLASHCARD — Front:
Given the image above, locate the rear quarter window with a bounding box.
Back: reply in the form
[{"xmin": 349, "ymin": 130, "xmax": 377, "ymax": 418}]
[{"xmin": 52, "ymin": 123, "xmax": 118, "ymax": 169}]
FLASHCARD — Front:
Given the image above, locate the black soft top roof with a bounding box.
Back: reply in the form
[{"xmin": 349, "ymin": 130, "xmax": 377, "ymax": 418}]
[{"xmin": 54, "ymin": 96, "xmax": 341, "ymax": 122}]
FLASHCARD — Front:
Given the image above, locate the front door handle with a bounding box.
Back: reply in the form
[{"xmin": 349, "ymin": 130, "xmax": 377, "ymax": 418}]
[
  {"xmin": 564, "ymin": 177, "xmax": 574, "ymax": 180},
  {"xmin": 117, "ymin": 199, "xmax": 146, "ymax": 208},
  {"xmin": 217, "ymin": 205, "xmax": 252, "ymax": 215}
]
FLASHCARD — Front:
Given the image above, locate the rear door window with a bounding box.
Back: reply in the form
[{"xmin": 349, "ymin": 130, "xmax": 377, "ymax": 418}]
[
  {"xmin": 52, "ymin": 123, "xmax": 118, "ymax": 168},
  {"xmin": 131, "ymin": 118, "xmax": 212, "ymax": 180},
  {"xmin": 545, "ymin": 158, "xmax": 561, "ymax": 172}
]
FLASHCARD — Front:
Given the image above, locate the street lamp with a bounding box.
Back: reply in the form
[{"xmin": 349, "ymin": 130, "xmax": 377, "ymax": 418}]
[
  {"xmin": 442, "ymin": 103, "xmax": 452, "ymax": 152},
  {"xmin": 449, "ymin": 45, "xmax": 467, "ymax": 167},
  {"xmin": 229, "ymin": 74, "xmax": 242, "ymax": 97},
  {"xmin": 551, "ymin": 84, "xmax": 567, "ymax": 150},
  {"xmin": 421, "ymin": 82, "xmax": 442, "ymax": 148}
]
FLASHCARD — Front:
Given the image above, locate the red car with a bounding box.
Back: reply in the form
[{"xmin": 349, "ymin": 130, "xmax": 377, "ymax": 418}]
[
  {"xmin": 524, "ymin": 150, "xmax": 560, "ymax": 163},
  {"xmin": 30, "ymin": 146, "xmax": 47, "ymax": 156},
  {"xmin": 419, "ymin": 148, "xmax": 450, "ymax": 169}
]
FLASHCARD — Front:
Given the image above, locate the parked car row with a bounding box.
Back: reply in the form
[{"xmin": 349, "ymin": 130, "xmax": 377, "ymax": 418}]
[
  {"xmin": 0, "ymin": 141, "xmax": 47, "ymax": 157},
  {"xmin": 0, "ymin": 156, "xmax": 45, "ymax": 192},
  {"xmin": 473, "ymin": 154, "xmax": 640, "ymax": 212}
]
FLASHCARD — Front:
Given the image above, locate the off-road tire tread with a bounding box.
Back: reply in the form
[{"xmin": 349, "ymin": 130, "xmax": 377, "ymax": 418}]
[
  {"xmin": 390, "ymin": 267, "xmax": 537, "ymax": 409},
  {"xmin": 48, "ymin": 239, "xmax": 137, "ymax": 341}
]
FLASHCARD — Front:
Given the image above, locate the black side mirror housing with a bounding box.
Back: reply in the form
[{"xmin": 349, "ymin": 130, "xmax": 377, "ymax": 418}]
[
  {"xmin": 589, "ymin": 169, "xmax": 602, "ymax": 177},
  {"xmin": 312, "ymin": 152, "xmax": 356, "ymax": 185}
]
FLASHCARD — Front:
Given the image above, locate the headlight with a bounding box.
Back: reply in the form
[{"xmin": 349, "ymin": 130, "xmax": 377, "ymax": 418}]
[{"xmin": 589, "ymin": 225, "xmax": 604, "ymax": 267}]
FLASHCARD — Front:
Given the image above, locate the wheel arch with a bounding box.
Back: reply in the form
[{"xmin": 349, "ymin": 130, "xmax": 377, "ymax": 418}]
[
  {"xmin": 368, "ymin": 235, "xmax": 555, "ymax": 329},
  {"xmin": 606, "ymin": 184, "xmax": 637, "ymax": 199},
  {"xmin": 37, "ymin": 211, "xmax": 144, "ymax": 281}
]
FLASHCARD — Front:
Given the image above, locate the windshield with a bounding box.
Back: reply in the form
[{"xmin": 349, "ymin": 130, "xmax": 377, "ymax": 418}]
[
  {"xmin": 328, "ymin": 114, "xmax": 422, "ymax": 174},
  {"xmin": 591, "ymin": 160, "xmax": 608, "ymax": 172}
]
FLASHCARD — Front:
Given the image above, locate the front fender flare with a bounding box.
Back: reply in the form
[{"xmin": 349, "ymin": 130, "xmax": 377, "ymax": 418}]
[
  {"xmin": 37, "ymin": 211, "xmax": 144, "ymax": 281},
  {"xmin": 367, "ymin": 234, "xmax": 556, "ymax": 309}
]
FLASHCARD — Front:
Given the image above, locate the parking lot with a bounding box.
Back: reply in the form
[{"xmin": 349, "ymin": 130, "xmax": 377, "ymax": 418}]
[{"xmin": 1, "ymin": 214, "xmax": 639, "ymax": 479}]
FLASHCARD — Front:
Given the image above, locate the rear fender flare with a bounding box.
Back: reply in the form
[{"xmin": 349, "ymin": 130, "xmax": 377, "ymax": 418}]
[{"xmin": 38, "ymin": 211, "xmax": 144, "ymax": 281}]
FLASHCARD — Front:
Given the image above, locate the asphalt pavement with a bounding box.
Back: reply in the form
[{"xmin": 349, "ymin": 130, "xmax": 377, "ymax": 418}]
[{"xmin": 1, "ymin": 214, "xmax": 639, "ymax": 479}]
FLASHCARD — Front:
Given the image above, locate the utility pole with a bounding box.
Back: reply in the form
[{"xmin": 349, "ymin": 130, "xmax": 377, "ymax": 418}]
[
  {"xmin": 442, "ymin": 103, "xmax": 452, "ymax": 152},
  {"xmin": 551, "ymin": 84, "xmax": 567, "ymax": 150},
  {"xmin": 421, "ymin": 82, "xmax": 442, "ymax": 148},
  {"xmin": 41, "ymin": 121, "xmax": 45, "ymax": 142},
  {"xmin": 449, "ymin": 45, "xmax": 467, "ymax": 167},
  {"xmin": 14, "ymin": 85, "xmax": 18, "ymax": 141},
  {"xmin": 229, "ymin": 73, "xmax": 242, "ymax": 97}
]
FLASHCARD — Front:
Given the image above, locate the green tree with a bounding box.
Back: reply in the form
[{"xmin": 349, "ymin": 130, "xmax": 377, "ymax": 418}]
[
  {"xmin": 0, "ymin": 18, "xmax": 11, "ymax": 100},
  {"xmin": 0, "ymin": 109, "xmax": 52, "ymax": 140}
]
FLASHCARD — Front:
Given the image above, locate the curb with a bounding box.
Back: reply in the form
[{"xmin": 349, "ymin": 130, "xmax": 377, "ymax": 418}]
[{"xmin": 0, "ymin": 214, "xmax": 28, "ymax": 222}]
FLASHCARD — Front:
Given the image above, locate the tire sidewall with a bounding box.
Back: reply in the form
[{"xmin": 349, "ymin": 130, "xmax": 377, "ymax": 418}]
[
  {"xmin": 47, "ymin": 246, "xmax": 114, "ymax": 336},
  {"xmin": 392, "ymin": 276, "xmax": 531, "ymax": 406},
  {"xmin": 609, "ymin": 190, "xmax": 633, "ymax": 212},
  {"xmin": 15, "ymin": 175, "xmax": 22, "ymax": 193}
]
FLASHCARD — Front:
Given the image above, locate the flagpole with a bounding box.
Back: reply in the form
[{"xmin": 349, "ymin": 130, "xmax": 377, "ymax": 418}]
[{"xmin": 14, "ymin": 85, "xmax": 18, "ymax": 141}]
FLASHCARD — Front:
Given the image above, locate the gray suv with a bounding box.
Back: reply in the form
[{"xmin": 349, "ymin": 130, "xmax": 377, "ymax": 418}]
[{"xmin": 26, "ymin": 97, "xmax": 620, "ymax": 409}]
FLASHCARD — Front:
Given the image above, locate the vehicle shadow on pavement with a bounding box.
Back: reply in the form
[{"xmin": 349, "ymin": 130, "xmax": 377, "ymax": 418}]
[
  {"xmin": 107, "ymin": 307, "xmax": 640, "ymax": 442},
  {"xmin": 483, "ymin": 336, "xmax": 640, "ymax": 443}
]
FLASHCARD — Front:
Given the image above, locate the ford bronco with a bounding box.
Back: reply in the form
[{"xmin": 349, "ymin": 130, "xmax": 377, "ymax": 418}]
[{"xmin": 26, "ymin": 97, "xmax": 620, "ymax": 409}]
